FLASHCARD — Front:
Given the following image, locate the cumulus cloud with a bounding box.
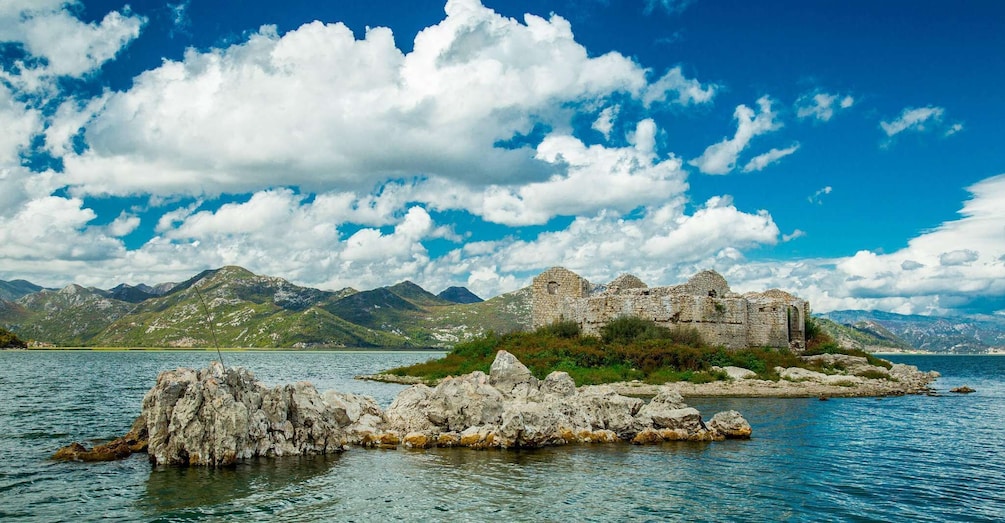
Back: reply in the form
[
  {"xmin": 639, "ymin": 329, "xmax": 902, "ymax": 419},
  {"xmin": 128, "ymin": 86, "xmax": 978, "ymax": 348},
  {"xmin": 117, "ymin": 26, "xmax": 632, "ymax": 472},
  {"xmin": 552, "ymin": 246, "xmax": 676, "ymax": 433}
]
[
  {"xmin": 642, "ymin": 66, "xmax": 717, "ymax": 107},
  {"xmin": 0, "ymin": 0, "xmax": 144, "ymax": 83},
  {"xmin": 592, "ymin": 105, "xmax": 619, "ymax": 139},
  {"xmin": 689, "ymin": 96, "xmax": 782, "ymax": 175},
  {"xmin": 0, "ymin": 195, "xmax": 124, "ymax": 262},
  {"xmin": 55, "ymin": 0, "xmax": 673, "ymax": 198},
  {"xmin": 795, "ymin": 91, "xmax": 854, "ymax": 122},
  {"xmin": 0, "ymin": 84, "xmax": 42, "ymax": 165},
  {"xmin": 741, "ymin": 143, "xmax": 800, "ymax": 173},
  {"xmin": 409, "ymin": 118, "xmax": 689, "ymax": 226}
]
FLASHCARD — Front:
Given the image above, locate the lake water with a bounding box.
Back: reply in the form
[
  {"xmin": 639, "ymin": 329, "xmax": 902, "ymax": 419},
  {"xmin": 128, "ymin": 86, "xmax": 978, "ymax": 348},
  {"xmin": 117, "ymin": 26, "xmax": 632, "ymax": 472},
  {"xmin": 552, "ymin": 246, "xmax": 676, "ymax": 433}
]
[{"xmin": 1, "ymin": 351, "xmax": 1003, "ymax": 522}]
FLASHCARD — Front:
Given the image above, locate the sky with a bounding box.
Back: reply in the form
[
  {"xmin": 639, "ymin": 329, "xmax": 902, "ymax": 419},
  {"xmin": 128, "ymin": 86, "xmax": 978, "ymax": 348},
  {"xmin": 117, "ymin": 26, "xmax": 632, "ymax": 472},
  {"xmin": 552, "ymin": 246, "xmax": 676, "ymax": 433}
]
[{"xmin": 0, "ymin": 0, "xmax": 1003, "ymax": 317}]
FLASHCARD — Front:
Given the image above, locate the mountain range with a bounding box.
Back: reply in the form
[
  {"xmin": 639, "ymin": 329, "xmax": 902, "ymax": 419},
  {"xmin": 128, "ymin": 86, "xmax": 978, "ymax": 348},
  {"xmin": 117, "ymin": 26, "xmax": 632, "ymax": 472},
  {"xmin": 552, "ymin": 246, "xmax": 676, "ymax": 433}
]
[
  {"xmin": 1, "ymin": 266, "xmax": 1002, "ymax": 352},
  {"xmin": 0, "ymin": 266, "xmax": 519, "ymax": 349}
]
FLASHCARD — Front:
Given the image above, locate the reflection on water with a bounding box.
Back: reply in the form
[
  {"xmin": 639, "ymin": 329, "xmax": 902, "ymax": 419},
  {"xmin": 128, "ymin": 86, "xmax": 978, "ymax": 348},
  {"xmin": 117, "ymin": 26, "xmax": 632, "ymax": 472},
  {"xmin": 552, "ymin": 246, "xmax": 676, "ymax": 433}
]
[{"xmin": 141, "ymin": 454, "xmax": 341, "ymax": 516}]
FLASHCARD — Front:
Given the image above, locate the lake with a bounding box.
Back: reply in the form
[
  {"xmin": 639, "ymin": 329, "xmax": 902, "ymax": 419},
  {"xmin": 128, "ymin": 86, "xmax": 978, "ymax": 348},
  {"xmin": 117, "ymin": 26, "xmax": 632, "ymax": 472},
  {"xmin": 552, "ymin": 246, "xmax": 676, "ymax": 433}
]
[{"xmin": 1, "ymin": 351, "xmax": 1003, "ymax": 522}]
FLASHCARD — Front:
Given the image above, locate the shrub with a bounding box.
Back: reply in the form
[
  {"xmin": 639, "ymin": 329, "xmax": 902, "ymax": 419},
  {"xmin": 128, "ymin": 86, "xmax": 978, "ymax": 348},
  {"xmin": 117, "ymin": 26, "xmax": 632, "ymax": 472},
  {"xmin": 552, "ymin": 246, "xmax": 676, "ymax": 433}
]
[
  {"xmin": 666, "ymin": 326, "xmax": 704, "ymax": 347},
  {"xmin": 0, "ymin": 327, "xmax": 27, "ymax": 349},
  {"xmin": 600, "ymin": 316, "xmax": 671, "ymax": 345},
  {"xmin": 536, "ymin": 320, "xmax": 582, "ymax": 339}
]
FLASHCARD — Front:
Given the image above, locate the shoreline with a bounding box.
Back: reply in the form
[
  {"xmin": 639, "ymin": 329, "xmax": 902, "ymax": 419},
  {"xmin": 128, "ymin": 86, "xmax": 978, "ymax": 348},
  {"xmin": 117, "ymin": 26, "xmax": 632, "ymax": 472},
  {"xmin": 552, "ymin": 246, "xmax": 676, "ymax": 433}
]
[{"xmin": 359, "ymin": 366, "xmax": 940, "ymax": 399}]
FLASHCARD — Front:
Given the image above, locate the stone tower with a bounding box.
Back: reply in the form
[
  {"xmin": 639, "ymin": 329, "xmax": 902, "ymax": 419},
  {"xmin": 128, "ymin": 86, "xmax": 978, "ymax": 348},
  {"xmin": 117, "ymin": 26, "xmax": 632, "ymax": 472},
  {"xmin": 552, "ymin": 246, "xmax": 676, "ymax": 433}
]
[{"xmin": 531, "ymin": 267, "xmax": 591, "ymax": 329}]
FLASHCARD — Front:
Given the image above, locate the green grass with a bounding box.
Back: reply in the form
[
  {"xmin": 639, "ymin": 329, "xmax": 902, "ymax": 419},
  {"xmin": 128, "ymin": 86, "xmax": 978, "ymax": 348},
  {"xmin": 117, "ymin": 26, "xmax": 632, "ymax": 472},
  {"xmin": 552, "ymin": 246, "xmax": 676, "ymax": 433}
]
[{"xmin": 384, "ymin": 317, "xmax": 875, "ymax": 386}]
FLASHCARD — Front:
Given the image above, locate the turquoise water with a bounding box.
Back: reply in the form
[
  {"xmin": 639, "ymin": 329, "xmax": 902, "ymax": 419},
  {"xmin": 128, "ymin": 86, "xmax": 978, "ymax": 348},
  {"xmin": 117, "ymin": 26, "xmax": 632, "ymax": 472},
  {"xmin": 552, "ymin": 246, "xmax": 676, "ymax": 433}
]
[{"xmin": 1, "ymin": 352, "xmax": 1003, "ymax": 522}]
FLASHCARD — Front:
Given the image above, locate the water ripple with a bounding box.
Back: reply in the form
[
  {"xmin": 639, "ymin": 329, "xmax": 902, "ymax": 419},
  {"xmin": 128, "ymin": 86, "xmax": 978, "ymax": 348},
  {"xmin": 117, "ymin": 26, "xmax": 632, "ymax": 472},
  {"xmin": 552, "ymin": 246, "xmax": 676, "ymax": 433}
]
[{"xmin": 1, "ymin": 352, "xmax": 1003, "ymax": 521}]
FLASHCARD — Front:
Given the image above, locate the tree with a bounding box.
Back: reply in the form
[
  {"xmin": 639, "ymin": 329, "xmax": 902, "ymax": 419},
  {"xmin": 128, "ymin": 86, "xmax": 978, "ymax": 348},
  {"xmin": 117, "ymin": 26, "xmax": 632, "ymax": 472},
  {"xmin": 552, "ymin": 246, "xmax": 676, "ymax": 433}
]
[{"xmin": 0, "ymin": 327, "xmax": 27, "ymax": 349}]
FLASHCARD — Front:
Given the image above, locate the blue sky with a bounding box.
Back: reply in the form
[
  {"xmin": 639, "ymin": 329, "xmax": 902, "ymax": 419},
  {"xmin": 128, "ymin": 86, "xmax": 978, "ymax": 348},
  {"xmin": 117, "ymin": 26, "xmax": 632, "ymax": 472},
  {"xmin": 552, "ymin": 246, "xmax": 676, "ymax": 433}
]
[{"xmin": 1, "ymin": 0, "xmax": 1003, "ymax": 316}]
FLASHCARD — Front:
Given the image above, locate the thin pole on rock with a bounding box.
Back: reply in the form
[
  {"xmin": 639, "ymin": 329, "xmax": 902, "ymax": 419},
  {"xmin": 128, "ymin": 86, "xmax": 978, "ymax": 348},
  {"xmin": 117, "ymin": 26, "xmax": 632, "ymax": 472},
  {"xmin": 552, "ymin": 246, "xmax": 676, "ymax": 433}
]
[{"xmin": 194, "ymin": 284, "xmax": 225, "ymax": 369}]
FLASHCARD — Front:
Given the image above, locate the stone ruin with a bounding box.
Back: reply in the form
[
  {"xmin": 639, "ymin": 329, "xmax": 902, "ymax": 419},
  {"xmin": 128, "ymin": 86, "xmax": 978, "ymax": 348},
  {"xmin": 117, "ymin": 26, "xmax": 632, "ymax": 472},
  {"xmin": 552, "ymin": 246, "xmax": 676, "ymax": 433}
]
[{"xmin": 532, "ymin": 267, "xmax": 809, "ymax": 351}]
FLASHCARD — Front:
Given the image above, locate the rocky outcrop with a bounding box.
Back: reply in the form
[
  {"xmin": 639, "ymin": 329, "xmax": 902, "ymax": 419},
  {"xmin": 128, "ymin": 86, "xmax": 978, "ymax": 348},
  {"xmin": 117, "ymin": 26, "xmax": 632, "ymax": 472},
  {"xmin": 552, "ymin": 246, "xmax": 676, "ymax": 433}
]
[
  {"xmin": 135, "ymin": 362, "xmax": 378, "ymax": 466},
  {"xmin": 55, "ymin": 352, "xmax": 750, "ymax": 466},
  {"xmin": 612, "ymin": 355, "xmax": 939, "ymax": 398},
  {"xmin": 52, "ymin": 416, "xmax": 148, "ymax": 462},
  {"xmin": 380, "ymin": 351, "xmax": 748, "ymax": 448}
]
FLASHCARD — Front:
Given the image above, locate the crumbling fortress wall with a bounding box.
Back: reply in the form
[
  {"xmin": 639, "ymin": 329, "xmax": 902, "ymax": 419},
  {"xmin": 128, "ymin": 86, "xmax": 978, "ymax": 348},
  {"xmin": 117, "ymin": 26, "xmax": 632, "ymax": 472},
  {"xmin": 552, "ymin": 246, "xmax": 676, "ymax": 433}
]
[{"xmin": 532, "ymin": 267, "xmax": 808, "ymax": 351}]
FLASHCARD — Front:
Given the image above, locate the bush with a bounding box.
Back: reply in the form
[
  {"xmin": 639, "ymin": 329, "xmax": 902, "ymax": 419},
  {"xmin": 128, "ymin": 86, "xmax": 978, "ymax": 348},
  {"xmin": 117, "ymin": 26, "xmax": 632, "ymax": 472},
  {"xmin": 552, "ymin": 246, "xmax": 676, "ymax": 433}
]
[
  {"xmin": 536, "ymin": 320, "xmax": 582, "ymax": 339},
  {"xmin": 0, "ymin": 327, "xmax": 27, "ymax": 349},
  {"xmin": 600, "ymin": 316, "xmax": 671, "ymax": 345}
]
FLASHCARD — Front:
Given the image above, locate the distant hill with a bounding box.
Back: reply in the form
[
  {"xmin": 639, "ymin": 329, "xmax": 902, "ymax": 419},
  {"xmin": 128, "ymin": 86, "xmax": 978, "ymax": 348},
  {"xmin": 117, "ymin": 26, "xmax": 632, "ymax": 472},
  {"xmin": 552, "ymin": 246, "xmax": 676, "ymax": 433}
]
[
  {"xmin": 0, "ymin": 266, "xmax": 528, "ymax": 348},
  {"xmin": 96, "ymin": 266, "xmax": 403, "ymax": 348},
  {"xmin": 813, "ymin": 317, "xmax": 914, "ymax": 352},
  {"xmin": 438, "ymin": 286, "xmax": 483, "ymax": 304},
  {"xmin": 12, "ymin": 284, "xmax": 137, "ymax": 345},
  {"xmin": 0, "ymin": 279, "xmax": 46, "ymax": 301},
  {"xmin": 820, "ymin": 310, "xmax": 1005, "ymax": 354}
]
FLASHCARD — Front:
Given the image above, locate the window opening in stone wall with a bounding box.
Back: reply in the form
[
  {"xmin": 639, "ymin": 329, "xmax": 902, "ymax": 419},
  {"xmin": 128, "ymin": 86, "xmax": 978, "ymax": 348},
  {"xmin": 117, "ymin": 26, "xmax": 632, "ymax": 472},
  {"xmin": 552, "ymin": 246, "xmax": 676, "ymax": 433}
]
[
  {"xmin": 547, "ymin": 281, "xmax": 559, "ymax": 295},
  {"xmin": 708, "ymin": 290, "xmax": 717, "ymax": 298}
]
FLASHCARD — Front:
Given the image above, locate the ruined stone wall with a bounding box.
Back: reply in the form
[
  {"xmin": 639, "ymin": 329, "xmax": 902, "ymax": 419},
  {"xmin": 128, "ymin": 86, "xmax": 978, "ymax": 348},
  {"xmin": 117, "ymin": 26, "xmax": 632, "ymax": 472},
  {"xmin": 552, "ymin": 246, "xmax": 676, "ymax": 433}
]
[
  {"xmin": 531, "ymin": 267, "xmax": 591, "ymax": 329},
  {"xmin": 531, "ymin": 267, "xmax": 808, "ymax": 351}
]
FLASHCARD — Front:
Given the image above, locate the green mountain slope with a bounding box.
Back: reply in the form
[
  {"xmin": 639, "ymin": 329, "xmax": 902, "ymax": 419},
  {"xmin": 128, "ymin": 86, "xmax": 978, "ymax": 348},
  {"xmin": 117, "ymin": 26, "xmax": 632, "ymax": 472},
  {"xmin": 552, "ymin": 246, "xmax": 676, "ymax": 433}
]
[
  {"xmin": 437, "ymin": 286, "xmax": 483, "ymax": 304},
  {"xmin": 95, "ymin": 266, "xmax": 405, "ymax": 348},
  {"xmin": 10, "ymin": 285, "xmax": 136, "ymax": 345},
  {"xmin": 415, "ymin": 287, "xmax": 532, "ymax": 345}
]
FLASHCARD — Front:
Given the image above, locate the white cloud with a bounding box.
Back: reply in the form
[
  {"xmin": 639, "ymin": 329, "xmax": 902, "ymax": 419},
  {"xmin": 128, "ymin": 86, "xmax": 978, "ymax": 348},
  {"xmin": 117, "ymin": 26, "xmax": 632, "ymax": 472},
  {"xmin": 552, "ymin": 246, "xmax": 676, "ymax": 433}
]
[
  {"xmin": 741, "ymin": 143, "xmax": 800, "ymax": 173},
  {"xmin": 592, "ymin": 105, "xmax": 619, "ymax": 139},
  {"xmin": 808, "ymin": 186, "xmax": 832, "ymax": 205},
  {"xmin": 945, "ymin": 123, "xmax": 964, "ymax": 137},
  {"xmin": 782, "ymin": 229, "xmax": 806, "ymax": 242},
  {"xmin": 107, "ymin": 212, "xmax": 140, "ymax": 237},
  {"xmin": 58, "ymin": 0, "xmax": 666, "ymax": 198},
  {"xmin": 644, "ymin": 0, "xmax": 697, "ymax": 15},
  {"xmin": 0, "ymin": 0, "xmax": 144, "ymax": 80},
  {"xmin": 939, "ymin": 249, "xmax": 979, "ymax": 267},
  {"xmin": 642, "ymin": 66, "xmax": 717, "ymax": 107},
  {"xmin": 0, "ymin": 84, "xmax": 42, "ymax": 165},
  {"xmin": 412, "ymin": 118, "xmax": 689, "ymax": 226},
  {"xmin": 795, "ymin": 91, "xmax": 854, "ymax": 122},
  {"xmin": 880, "ymin": 106, "xmax": 944, "ymax": 137},
  {"xmin": 689, "ymin": 96, "xmax": 781, "ymax": 175},
  {"xmin": 0, "ymin": 195, "xmax": 124, "ymax": 262}
]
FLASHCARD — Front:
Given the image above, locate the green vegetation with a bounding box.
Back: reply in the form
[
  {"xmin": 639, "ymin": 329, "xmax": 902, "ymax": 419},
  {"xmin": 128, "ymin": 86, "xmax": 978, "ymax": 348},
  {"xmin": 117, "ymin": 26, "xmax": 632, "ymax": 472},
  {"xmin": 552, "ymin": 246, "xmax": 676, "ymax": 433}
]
[
  {"xmin": 0, "ymin": 327, "xmax": 27, "ymax": 349},
  {"xmin": 387, "ymin": 316, "xmax": 842, "ymax": 386}
]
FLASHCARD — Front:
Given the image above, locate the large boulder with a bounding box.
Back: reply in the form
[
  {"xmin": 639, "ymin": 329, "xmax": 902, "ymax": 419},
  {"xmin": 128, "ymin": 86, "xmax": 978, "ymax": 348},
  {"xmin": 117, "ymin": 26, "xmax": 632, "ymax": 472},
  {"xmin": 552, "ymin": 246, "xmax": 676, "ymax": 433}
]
[{"xmin": 142, "ymin": 362, "xmax": 347, "ymax": 466}]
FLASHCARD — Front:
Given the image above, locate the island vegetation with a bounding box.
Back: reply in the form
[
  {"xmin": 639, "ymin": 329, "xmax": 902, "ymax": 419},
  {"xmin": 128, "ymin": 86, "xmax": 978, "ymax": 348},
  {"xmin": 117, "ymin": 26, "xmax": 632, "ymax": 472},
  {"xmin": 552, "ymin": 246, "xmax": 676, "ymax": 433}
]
[
  {"xmin": 385, "ymin": 316, "xmax": 891, "ymax": 386},
  {"xmin": 0, "ymin": 327, "xmax": 27, "ymax": 349}
]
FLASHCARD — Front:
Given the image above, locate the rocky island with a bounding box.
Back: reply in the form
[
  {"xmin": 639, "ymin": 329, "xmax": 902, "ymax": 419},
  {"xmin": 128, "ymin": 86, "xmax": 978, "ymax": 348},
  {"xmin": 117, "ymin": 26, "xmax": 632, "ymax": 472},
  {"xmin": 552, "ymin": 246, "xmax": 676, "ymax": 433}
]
[{"xmin": 54, "ymin": 350, "xmax": 750, "ymax": 466}]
